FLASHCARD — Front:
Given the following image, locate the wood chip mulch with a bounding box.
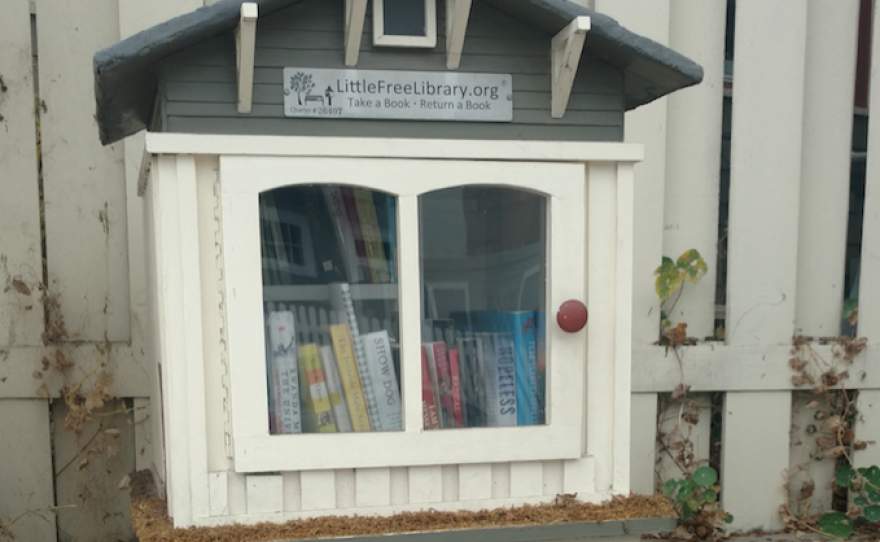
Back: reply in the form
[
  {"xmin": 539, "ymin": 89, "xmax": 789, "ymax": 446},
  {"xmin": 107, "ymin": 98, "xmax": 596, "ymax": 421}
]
[{"xmin": 130, "ymin": 469, "xmax": 675, "ymax": 542}]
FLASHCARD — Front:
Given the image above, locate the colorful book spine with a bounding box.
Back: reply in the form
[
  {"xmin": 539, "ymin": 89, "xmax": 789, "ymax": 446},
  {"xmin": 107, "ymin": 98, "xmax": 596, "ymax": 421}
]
[
  {"xmin": 421, "ymin": 346, "xmax": 441, "ymax": 430},
  {"xmin": 320, "ymin": 344, "xmax": 353, "ymax": 433},
  {"xmin": 361, "ymin": 330, "xmax": 402, "ymax": 431},
  {"xmin": 384, "ymin": 195, "xmax": 397, "ymax": 283},
  {"xmin": 341, "ymin": 187, "xmax": 370, "ymax": 280},
  {"xmin": 535, "ymin": 311, "xmax": 546, "ymax": 424},
  {"xmin": 498, "ymin": 311, "xmax": 539, "ymax": 426},
  {"xmin": 300, "ymin": 344, "xmax": 337, "ymax": 433},
  {"xmin": 353, "ymin": 187, "xmax": 391, "ymax": 283},
  {"xmin": 449, "ymin": 349, "xmax": 463, "ymax": 428},
  {"xmin": 330, "ymin": 323, "xmax": 372, "ymax": 432},
  {"xmin": 330, "ymin": 283, "xmax": 382, "ymax": 430},
  {"xmin": 430, "ymin": 341, "xmax": 457, "ymax": 429},
  {"xmin": 484, "ymin": 333, "xmax": 518, "ymax": 427},
  {"xmin": 266, "ymin": 311, "xmax": 302, "ymax": 434},
  {"xmin": 323, "ymin": 186, "xmax": 365, "ymax": 283}
]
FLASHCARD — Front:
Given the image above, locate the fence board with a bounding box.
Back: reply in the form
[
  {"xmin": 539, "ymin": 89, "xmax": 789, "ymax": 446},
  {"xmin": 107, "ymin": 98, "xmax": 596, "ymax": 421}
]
[
  {"xmin": 663, "ymin": 0, "xmax": 726, "ymax": 339},
  {"xmin": 721, "ymin": 391, "xmax": 790, "ymax": 532},
  {"xmin": 0, "ymin": 399, "xmax": 55, "ymax": 542},
  {"xmin": 726, "ymin": 0, "xmax": 806, "ymax": 345},
  {"xmin": 458, "ymin": 464, "xmax": 492, "ymax": 501},
  {"xmin": 37, "ymin": 0, "xmax": 130, "ymax": 343},
  {"xmin": 246, "ymin": 475, "xmax": 283, "ymax": 514},
  {"xmin": 408, "ymin": 466, "xmax": 442, "ymax": 503},
  {"xmin": 356, "ymin": 468, "xmax": 391, "ymax": 507},
  {"xmin": 0, "ymin": 0, "xmax": 45, "ymax": 348},
  {"xmin": 301, "ymin": 470, "xmax": 336, "ymax": 511},
  {"xmin": 657, "ymin": 394, "xmax": 712, "ymax": 484},
  {"xmin": 630, "ymin": 393, "xmax": 657, "ymax": 495},
  {"xmin": 52, "ymin": 398, "xmax": 136, "ymax": 542},
  {"xmin": 795, "ymin": 0, "xmax": 859, "ymax": 336},
  {"xmin": 510, "ymin": 462, "xmax": 543, "ymax": 498},
  {"xmin": 788, "ymin": 392, "xmax": 834, "ymax": 517},
  {"xmin": 593, "ymin": 0, "xmax": 669, "ymax": 347}
]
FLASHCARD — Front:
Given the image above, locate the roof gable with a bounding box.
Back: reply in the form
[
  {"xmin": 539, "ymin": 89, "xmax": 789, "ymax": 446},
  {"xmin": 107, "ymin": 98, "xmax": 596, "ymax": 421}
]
[{"xmin": 93, "ymin": 0, "xmax": 702, "ymax": 145}]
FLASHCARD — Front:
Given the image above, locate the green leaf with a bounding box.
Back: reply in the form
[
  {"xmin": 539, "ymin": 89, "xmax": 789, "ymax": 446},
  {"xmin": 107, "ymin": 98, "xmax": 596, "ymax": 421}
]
[
  {"xmin": 663, "ymin": 479, "xmax": 678, "ymax": 497},
  {"xmin": 693, "ymin": 466, "xmax": 718, "ymax": 487},
  {"xmin": 867, "ymin": 488, "xmax": 880, "ymax": 502},
  {"xmin": 864, "ymin": 505, "xmax": 880, "ymax": 523},
  {"xmin": 684, "ymin": 499, "xmax": 699, "ymax": 512},
  {"xmin": 700, "ymin": 488, "xmax": 718, "ymax": 503},
  {"xmin": 818, "ymin": 513, "xmax": 853, "ymax": 539},
  {"xmin": 723, "ymin": 513, "xmax": 734, "ymax": 524},
  {"xmin": 836, "ymin": 465, "xmax": 856, "ymax": 489},
  {"xmin": 676, "ymin": 249, "xmax": 708, "ymax": 285},
  {"xmin": 863, "ymin": 466, "xmax": 880, "ymax": 487},
  {"xmin": 655, "ymin": 257, "xmax": 683, "ymax": 302},
  {"xmin": 843, "ymin": 298, "xmax": 858, "ymax": 319},
  {"xmin": 677, "ymin": 479, "xmax": 696, "ymax": 497},
  {"xmin": 855, "ymin": 497, "xmax": 868, "ymax": 506}
]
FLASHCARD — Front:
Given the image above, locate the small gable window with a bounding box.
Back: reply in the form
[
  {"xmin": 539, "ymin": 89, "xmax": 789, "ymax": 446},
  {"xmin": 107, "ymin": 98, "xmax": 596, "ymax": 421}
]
[{"xmin": 373, "ymin": 0, "xmax": 437, "ymax": 48}]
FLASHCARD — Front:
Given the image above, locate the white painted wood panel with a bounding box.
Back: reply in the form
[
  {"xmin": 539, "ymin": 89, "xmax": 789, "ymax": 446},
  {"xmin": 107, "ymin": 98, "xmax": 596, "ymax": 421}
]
[
  {"xmin": 227, "ymin": 472, "xmax": 247, "ymax": 516},
  {"xmin": 246, "ymin": 475, "xmax": 283, "ymax": 514},
  {"xmin": 563, "ymin": 457, "xmax": 596, "ymax": 496},
  {"xmin": 657, "ymin": 394, "xmax": 711, "ymax": 483},
  {"xmin": 441, "ymin": 465, "xmax": 459, "ymax": 502},
  {"xmin": 510, "ymin": 462, "xmax": 543, "ymax": 498},
  {"xmin": 663, "ymin": 0, "xmax": 726, "ymax": 339},
  {"xmin": 853, "ymin": 390, "xmax": 880, "ymax": 477},
  {"xmin": 795, "ymin": 0, "xmax": 859, "ymax": 336},
  {"xmin": 458, "ymin": 464, "xmax": 492, "ymax": 501},
  {"xmin": 726, "ymin": 0, "xmax": 807, "ymax": 345},
  {"xmin": 336, "ymin": 469, "xmax": 357, "ymax": 509},
  {"xmin": 0, "ymin": 0, "xmax": 44, "ymax": 348},
  {"xmin": 134, "ymin": 397, "xmax": 154, "ymax": 472},
  {"xmin": 788, "ymin": 392, "xmax": 833, "ymax": 516},
  {"xmin": 356, "ymin": 468, "xmax": 391, "ymax": 507},
  {"xmin": 491, "ymin": 463, "xmax": 510, "ymax": 499},
  {"xmin": 38, "ymin": 0, "xmax": 130, "ymax": 343},
  {"xmin": 282, "ymin": 472, "xmax": 303, "ymax": 512},
  {"xmin": 593, "ymin": 0, "xmax": 669, "ymax": 347},
  {"xmin": 408, "ymin": 466, "xmax": 442, "ymax": 503},
  {"xmin": 0, "ymin": 400, "xmax": 55, "ymax": 542},
  {"xmin": 209, "ymin": 472, "xmax": 229, "ymax": 516},
  {"xmin": 721, "ymin": 391, "xmax": 790, "ymax": 532},
  {"xmin": 301, "ymin": 470, "xmax": 336, "ymax": 511},
  {"xmin": 389, "ymin": 467, "xmax": 408, "ymax": 505},
  {"xmin": 542, "ymin": 460, "xmax": 564, "ymax": 496},
  {"xmin": 862, "ymin": 0, "xmax": 880, "ymax": 352},
  {"xmin": 629, "ymin": 393, "xmax": 657, "ymax": 495}
]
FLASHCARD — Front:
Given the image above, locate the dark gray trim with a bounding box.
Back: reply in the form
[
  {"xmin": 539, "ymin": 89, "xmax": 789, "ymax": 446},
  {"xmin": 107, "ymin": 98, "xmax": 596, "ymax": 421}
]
[
  {"xmin": 257, "ymin": 517, "xmax": 676, "ymax": 542},
  {"xmin": 93, "ymin": 0, "xmax": 702, "ymax": 145}
]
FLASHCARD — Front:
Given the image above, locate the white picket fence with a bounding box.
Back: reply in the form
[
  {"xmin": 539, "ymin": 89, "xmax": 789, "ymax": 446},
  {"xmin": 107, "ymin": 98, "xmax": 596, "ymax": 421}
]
[{"xmin": 0, "ymin": 0, "xmax": 878, "ymax": 540}]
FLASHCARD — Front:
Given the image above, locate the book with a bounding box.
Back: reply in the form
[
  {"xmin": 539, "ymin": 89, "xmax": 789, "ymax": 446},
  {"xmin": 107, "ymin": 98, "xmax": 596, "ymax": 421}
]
[
  {"xmin": 421, "ymin": 345, "xmax": 441, "ymax": 430},
  {"xmin": 425, "ymin": 341, "xmax": 457, "ymax": 429},
  {"xmin": 353, "ymin": 187, "xmax": 391, "ymax": 283},
  {"xmin": 483, "ymin": 333, "xmax": 518, "ymax": 427},
  {"xmin": 374, "ymin": 193, "xmax": 397, "ymax": 283},
  {"xmin": 361, "ymin": 330, "xmax": 403, "ymax": 431},
  {"xmin": 449, "ymin": 349, "xmax": 464, "ymax": 428},
  {"xmin": 329, "ymin": 283, "xmax": 382, "ymax": 430},
  {"xmin": 301, "ymin": 185, "xmax": 347, "ymax": 283},
  {"xmin": 496, "ymin": 311, "xmax": 539, "ymax": 426},
  {"xmin": 329, "ymin": 323, "xmax": 372, "ymax": 432},
  {"xmin": 535, "ymin": 310, "xmax": 546, "ymax": 424},
  {"xmin": 323, "ymin": 186, "xmax": 365, "ymax": 284},
  {"xmin": 299, "ymin": 343, "xmax": 337, "ymax": 433},
  {"xmin": 341, "ymin": 187, "xmax": 370, "ymax": 281},
  {"xmin": 320, "ymin": 344, "xmax": 353, "ymax": 433},
  {"xmin": 456, "ymin": 335, "xmax": 486, "ymax": 427},
  {"xmin": 266, "ymin": 311, "xmax": 302, "ymax": 434}
]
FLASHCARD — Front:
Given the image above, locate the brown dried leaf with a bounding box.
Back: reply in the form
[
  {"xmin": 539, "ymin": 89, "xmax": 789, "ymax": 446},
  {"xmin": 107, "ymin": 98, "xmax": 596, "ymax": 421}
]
[
  {"xmin": 798, "ymin": 481, "xmax": 815, "ymax": 501},
  {"xmin": 824, "ymin": 415, "xmax": 844, "ymax": 432},
  {"xmin": 789, "ymin": 357, "xmax": 807, "ymax": 371},
  {"xmin": 104, "ymin": 428, "xmax": 121, "ymax": 438},
  {"xmin": 77, "ymin": 457, "xmax": 90, "ymax": 470},
  {"xmin": 672, "ymin": 382, "xmax": 691, "ymax": 401},
  {"xmin": 826, "ymin": 445, "xmax": 846, "ymax": 458},
  {"xmin": 805, "ymin": 400, "xmax": 819, "ymax": 409},
  {"xmin": 673, "ymin": 525, "xmax": 694, "ymax": 540},
  {"xmin": 792, "ymin": 375, "xmax": 807, "ymax": 387},
  {"xmin": 41, "ymin": 356, "xmax": 50, "ymax": 371},
  {"xmin": 36, "ymin": 382, "xmax": 49, "ymax": 399},
  {"xmin": 86, "ymin": 446, "xmax": 104, "ymax": 459},
  {"xmin": 11, "ymin": 279, "xmax": 31, "ymax": 296},
  {"xmin": 853, "ymin": 440, "xmax": 868, "ymax": 451},
  {"xmin": 32, "ymin": 370, "xmax": 42, "ymax": 379},
  {"xmin": 54, "ymin": 350, "xmax": 72, "ymax": 372}
]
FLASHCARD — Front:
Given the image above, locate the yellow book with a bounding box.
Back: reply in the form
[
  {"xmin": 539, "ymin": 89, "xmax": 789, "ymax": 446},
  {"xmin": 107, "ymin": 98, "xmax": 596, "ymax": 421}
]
[
  {"xmin": 330, "ymin": 324, "xmax": 372, "ymax": 432},
  {"xmin": 300, "ymin": 344, "xmax": 337, "ymax": 433},
  {"xmin": 353, "ymin": 187, "xmax": 391, "ymax": 283}
]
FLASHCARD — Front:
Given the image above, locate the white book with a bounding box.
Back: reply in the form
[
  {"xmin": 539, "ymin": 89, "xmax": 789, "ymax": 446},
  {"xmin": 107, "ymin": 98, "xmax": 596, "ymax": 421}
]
[
  {"xmin": 483, "ymin": 333, "xmax": 517, "ymax": 427},
  {"xmin": 320, "ymin": 344, "xmax": 353, "ymax": 433},
  {"xmin": 361, "ymin": 330, "xmax": 402, "ymax": 431},
  {"xmin": 329, "ymin": 283, "xmax": 382, "ymax": 430},
  {"xmin": 323, "ymin": 186, "xmax": 365, "ymax": 283},
  {"xmin": 266, "ymin": 311, "xmax": 302, "ymax": 434}
]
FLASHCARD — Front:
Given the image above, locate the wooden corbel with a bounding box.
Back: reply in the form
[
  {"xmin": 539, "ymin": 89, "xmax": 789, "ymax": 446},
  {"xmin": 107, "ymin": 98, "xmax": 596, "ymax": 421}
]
[
  {"xmin": 236, "ymin": 2, "xmax": 258, "ymax": 114},
  {"xmin": 446, "ymin": 0, "xmax": 473, "ymax": 69},
  {"xmin": 551, "ymin": 16, "xmax": 591, "ymax": 119},
  {"xmin": 344, "ymin": 0, "xmax": 368, "ymax": 66}
]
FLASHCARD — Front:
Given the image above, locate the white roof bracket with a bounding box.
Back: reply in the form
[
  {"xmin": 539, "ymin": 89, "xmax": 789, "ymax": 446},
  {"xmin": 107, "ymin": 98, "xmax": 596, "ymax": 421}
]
[
  {"xmin": 236, "ymin": 2, "xmax": 258, "ymax": 114},
  {"xmin": 446, "ymin": 0, "xmax": 473, "ymax": 69},
  {"xmin": 551, "ymin": 16, "xmax": 591, "ymax": 119},
  {"xmin": 344, "ymin": 0, "xmax": 368, "ymax": 66}
]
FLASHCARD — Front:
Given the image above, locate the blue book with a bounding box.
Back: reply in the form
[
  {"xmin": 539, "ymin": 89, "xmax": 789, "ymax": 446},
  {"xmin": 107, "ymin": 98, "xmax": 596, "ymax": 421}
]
[{"xmin": 495, "ymin": 311, "xmax": 539, "ymax": 426}]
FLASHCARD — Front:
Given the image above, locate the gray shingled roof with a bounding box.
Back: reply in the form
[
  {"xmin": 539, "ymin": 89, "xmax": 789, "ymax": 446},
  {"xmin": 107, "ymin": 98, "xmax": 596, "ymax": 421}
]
[{"xmin": 93, "ymin": 0, "xmax": 703, "ymax": 145}]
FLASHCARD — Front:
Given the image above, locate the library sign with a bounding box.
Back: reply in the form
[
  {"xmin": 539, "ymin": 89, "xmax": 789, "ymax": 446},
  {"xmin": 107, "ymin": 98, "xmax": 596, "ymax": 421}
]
[{"xmin": 282, "ymin": 68, "xmax": 513, "ymax": 122}]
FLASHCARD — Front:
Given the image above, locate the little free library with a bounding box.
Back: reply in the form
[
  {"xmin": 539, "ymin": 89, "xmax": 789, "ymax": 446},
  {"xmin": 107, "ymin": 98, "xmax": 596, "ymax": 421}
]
[{"xmin": 92, "ymin": 0, "xmax": 702, "ymax": 537}]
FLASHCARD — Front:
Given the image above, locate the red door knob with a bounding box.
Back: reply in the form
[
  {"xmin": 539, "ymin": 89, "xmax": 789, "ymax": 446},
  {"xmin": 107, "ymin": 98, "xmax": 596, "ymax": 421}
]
[{"xmin": 557, "ymin": 300, "xmax": 588, "ymax": 333}]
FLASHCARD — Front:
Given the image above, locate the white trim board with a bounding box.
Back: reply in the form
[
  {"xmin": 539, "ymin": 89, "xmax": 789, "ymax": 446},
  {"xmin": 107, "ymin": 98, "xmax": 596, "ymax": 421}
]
[{"xmin": 144, "ymin": 133, "xmax": 644, "ymax": 163}]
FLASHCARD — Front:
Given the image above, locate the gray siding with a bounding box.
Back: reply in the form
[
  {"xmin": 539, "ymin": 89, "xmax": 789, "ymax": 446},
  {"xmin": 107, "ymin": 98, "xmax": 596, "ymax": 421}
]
[{"xmin": 159, "ymin": 0, "xmax": 624, "ymax": 142}]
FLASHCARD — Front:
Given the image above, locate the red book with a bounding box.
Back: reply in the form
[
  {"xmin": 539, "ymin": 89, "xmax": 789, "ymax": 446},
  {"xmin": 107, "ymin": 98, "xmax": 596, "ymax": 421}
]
[
  {"xmin": 421, "ymin": 346, "xmax": 440, "ymax": 430},
  {"xmin": 449, "ymin": 349, "xmax": 463, "ymax": 428},
  {"xmin": 430, "ymin": 342, "xmax": 457, "ymax": 429}
]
